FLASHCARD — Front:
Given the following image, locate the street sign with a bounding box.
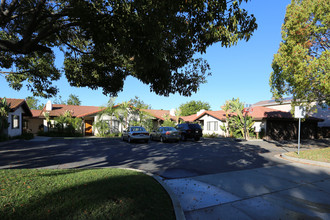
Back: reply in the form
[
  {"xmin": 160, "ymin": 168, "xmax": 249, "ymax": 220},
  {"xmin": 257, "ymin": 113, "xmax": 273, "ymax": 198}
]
[
  {"xmin": 294, "ymin": 106, "xmax": 306, "ymax": 118},
  {"xmin": 294, "ymin": 106, "xmax": 306, "ymax": 155}
]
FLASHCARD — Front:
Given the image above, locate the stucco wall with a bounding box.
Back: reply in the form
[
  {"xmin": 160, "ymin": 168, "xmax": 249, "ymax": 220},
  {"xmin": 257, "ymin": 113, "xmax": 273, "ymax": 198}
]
[
  {"xmin": 26, "ymin": 118, "xmax": 43, "ymax": 134},
  {"xmin": 199, "ymin": 114, "xmax": 225, "ymax": 136},
  {"xmin": 7, "ymin": 106, "xmax": 23, "ymax": 137}
]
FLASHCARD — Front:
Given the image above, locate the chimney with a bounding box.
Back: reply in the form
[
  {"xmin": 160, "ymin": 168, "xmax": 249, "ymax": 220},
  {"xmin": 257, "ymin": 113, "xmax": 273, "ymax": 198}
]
[
  {"xmin": 197, "ymin": 109, "xmax": 206, "ymax": 116},
  {"xmin": 46, "ymin": 100, "xmax": 52, "ymax": 111},
  {"xmin": 169, "ymin": 109, "xmax": 176, "ymax": 116}
]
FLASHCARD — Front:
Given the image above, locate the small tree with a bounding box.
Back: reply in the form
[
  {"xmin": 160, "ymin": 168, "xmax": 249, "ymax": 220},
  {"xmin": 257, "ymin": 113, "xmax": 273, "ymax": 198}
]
[
  {"xmin": 43, "ymin": 112, "xmax": 51, "ymax": 131},
  {"xmin": 93, "ymin": 120, "xmax": 110, "ymax": 137},
  {"xmin": 162, "ymin": 114, "xmax": 176, "ymax": 127},
  {"xmin": 220, "ymin": 100, "xmax": 231, "ymax": 137},
  {"xmin": 224, "ymin": 98, "xmax": 255, "ymax": 140},
  {"xmin": 0, "ymin": 98, "xmax": 10, "ymax": 135},
  {"xmin": 67, "ymin": 94, "xmax": 81, "ymax": 106},
  {"xmin": 26, "ymin": 96, "xmax": 43, "ymax": 110}
]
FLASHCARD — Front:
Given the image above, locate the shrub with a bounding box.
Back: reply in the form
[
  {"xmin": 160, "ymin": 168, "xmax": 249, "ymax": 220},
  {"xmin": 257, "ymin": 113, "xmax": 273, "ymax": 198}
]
[{"xmin": 203, "ymin": 133, "xmax": 219, "ymax": 138}]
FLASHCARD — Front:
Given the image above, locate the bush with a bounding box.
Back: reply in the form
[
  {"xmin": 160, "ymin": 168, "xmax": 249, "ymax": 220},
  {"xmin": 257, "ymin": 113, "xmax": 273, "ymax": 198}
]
[
  {"xmin": 203, "ymin": 133, "xmax": 219, "ymax": 138},
  {"xmin": 0, "ymin": 134, "xmax": 9, "ymax": 142},
  {"xmin": 17, "ymin": 133, "xmax": 34, "ymax": 140},
  {"xmin": 37, "ymin": 131, "xmax": 83, "ymax": 137}
]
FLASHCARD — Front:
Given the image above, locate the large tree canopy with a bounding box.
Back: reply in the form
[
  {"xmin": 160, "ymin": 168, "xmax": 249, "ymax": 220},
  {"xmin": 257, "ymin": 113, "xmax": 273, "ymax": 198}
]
[
  {"xmin": 270, "ymin": 0, "xmax": 329, "ymax": 107},
  {"xmin": 1, "ymin": 0, "xmax": 257, "ymax": 98}
]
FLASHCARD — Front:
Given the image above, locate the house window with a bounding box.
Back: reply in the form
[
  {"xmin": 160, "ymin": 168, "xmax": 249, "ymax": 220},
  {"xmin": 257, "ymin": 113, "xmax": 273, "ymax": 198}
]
[
  {"xmin": 207, "ymin": 121, "xmax": 218, "ymax": 131},
  {"xmin": 12, "ymin": 115, "xmax": 19, "ymax": 129}
]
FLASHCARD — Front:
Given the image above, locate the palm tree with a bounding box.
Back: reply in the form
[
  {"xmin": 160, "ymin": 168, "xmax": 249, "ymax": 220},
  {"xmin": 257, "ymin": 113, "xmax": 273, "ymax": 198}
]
[
  {"xmin": 97, "ymin": 97, "xmax": 117, "ymax": 134},
  {"xmin": 228, "ymin": 98, "xmax": 254, "ymax": 140},
  {"xmin": 175, "ymin": 108, "xmax": 182, "ymax": 124},
  {"xmin": 118, "ymin": 101, "xmax": 133, "ymax": 129},
  {"xmin": 43, "ymin": 112, "xmax": 51, "ymax": 132},
  {"xmin": 220, "ymin": 100, "xmax": 231, "ymax": 137}
]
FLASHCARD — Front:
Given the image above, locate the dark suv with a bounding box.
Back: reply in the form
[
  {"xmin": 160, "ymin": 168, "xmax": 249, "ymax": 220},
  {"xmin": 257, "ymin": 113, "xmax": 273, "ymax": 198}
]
[{"xmin": 175, "ymin": 123, "xmax": 203, "ymax": 141}]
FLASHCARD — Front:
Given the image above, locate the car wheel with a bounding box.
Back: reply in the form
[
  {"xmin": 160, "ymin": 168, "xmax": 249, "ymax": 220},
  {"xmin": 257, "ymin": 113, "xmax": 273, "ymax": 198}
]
[
  {"xmin": 181, "ymin": 134, "xmax": 186, "ymax": 141},
  {"xmin": 160, "ymin": 136, "xmax": 164, "ymax": 142},
  {"xmin": 128, "ymin": 136, "xmax": 131, "ymax": 143},
  {"xmin": 150, "ymin": 135, "xmax": 153, "ymax": 141},
  {"xmin": 194, "ymin": 137, "xmax": 200, "ymax": 141}
]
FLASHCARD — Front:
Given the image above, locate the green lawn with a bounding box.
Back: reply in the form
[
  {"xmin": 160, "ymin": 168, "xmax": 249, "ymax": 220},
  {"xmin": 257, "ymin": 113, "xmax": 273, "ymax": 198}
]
[
  {"xmin": 0, "ymin": 169, "xmax": 175, "ymax": 220},
  {"xmin": 285, "ymin": 147, "xmax": 330, "ymax": 163}
]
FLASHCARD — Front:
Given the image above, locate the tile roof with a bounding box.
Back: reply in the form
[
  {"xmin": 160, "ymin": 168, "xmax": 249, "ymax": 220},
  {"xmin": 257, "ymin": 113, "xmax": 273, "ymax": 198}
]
[
  {"xmin": 187, "ymin": 110, "xmax": 234, "ymax": 122},
  {"xmin": 40, "ymin": 104, "xmax": 105, "ymax": 118},
  {"xmin": 30, "ymin": 110, "xmax": 42, "ymax": 118},
  {"xmin": 180, "ymin": 114, "xmax": 198, "ymax": 122},
  {"xmin": 247, "ymin": 106, "xmax": 292, "ymax": 120},
  {"xmin": 141, "ymin": 109, "xmax": 176, "ymax": 121},
  {"xmin": 2, "ymin": 98, "xmax": 32, "ymax": 116}
]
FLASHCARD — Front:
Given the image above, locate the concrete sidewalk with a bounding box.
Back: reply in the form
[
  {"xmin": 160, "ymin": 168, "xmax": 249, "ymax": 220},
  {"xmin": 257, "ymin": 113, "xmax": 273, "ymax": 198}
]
[{"xmin": 164, "ymin": 162, "xmax": 330, "ymax": 220}]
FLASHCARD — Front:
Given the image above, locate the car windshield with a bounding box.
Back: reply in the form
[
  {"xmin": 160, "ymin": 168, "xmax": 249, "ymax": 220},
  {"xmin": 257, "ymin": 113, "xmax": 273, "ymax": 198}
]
[
  {"xmin": 131, "ymin": 127, "xmax": 146, "ymax": 132},
  {"xmin": 164, "ymin": 127, "xmax": 176, "ymax": 131}
]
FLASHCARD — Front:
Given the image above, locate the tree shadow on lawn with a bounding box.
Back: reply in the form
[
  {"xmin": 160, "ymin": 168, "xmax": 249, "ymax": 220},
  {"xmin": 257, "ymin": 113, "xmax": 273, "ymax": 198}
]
[{"xmin": 0, "ymin": 169, "xmax": 174, "ymax": 220}]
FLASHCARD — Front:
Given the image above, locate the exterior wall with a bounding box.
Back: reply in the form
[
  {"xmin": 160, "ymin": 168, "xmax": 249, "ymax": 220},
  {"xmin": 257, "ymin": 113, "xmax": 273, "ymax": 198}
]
[
  {"xmin": 24, "ymin": 117, "xmax": 43, "ymax": 134},
  {"xmin": 264, "ymin": 103, "xmax": 291, "ymax": 112},
  {"xmin": 252, "ymin": 120, "xmax": 266, "ymax": 133},
  {"xmin": 7, "ymin": 106, "xmax": 24, "ymax": 137},
  {"xmin": 198, "ymin": 114, "xmax": 225, "ymax": 136}
]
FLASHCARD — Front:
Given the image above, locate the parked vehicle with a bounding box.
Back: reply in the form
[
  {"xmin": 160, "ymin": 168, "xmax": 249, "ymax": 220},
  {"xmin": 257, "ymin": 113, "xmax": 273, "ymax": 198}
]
[
  {"xmin": 122, "ymin": 126, "xmax": 149, "ymax": 143},
  {"xmin": 175, "ymin": 123, "xmax": 203, "ymax": 141},
  {"xmin": 150, "ymin": 127, "xmax": 180, "ymax": 142}
]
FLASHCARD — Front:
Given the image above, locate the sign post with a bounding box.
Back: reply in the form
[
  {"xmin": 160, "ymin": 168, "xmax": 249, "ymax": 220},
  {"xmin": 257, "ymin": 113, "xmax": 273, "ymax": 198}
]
[{"xmin": 294, "ymin": 106, "xmax": 306, "ymax": 155}]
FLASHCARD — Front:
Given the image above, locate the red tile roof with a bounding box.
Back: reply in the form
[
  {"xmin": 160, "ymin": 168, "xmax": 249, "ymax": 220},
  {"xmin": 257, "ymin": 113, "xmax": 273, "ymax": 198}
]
[
  {"xmin": 247, "ymin": 106, "xmax": 292, "ymax": 120},
  {"xmin": 141, "ymin": 109, "xmax": 177, "ymax": 121},
  {"xmin": 188, "ymin": 110, "xmax": 230, "ymax": 122},
  {"xmin": 2, "ymin": 98, "xmax": 32, "ymax": 116},
  {"xmin": 30, "ymin": 109, "xmax": 42, "ymax": 117},
  {"xmin": 40, "ymin": 104, "xmax": 105, "ymax": 118}
]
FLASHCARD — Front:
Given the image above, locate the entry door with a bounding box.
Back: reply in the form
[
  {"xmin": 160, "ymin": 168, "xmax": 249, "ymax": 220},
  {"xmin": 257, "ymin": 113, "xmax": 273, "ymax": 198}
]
[{"xmin": 85, "ymin": 120, "xmax": 93, "ymax": 136}]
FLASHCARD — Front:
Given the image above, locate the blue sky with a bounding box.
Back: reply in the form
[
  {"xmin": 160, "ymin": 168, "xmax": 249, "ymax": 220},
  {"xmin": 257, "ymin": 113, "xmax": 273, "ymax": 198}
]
[{"xmin": 1, "ymin": 0, "xmax": 291, "ymax": 110}]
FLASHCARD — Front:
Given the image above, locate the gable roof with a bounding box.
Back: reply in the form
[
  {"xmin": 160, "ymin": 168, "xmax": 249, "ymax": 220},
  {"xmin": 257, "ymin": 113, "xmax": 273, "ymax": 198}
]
[
  {"xmin": 3, "ymin": 98, "xmax": 32, "ymax": 116},
  {"xmin": 40, "ymin": 104, "xmax": 105, "ymax": 118},
  {"xmin": 30, "ymin": 109, "xmax": 42, "ymax": 118}
]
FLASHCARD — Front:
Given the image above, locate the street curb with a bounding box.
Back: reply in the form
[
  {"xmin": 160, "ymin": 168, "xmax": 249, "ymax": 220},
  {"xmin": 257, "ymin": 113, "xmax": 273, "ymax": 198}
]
[
  {"xmin": 121, "ymin": 168, "xmax": 186, "ymax": 220},
  {"xmin": 280, "ymin": 153, "xmax": 330, "ymax": 168}
]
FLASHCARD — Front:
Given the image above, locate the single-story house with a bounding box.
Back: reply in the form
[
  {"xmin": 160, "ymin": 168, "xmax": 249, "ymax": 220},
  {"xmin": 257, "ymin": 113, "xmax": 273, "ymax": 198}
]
[
  {"xmin": 141, "ymin": 109, "xmax": 178, "ymax": 129},
  {"xmin": 253, "ymin": 97, "xmax": 330, "ymax": 128},
  {"xmin": 35, "ymin": 100, "xmax": 106, "ymax": 136},
  {"xmin": 2, "ymin": 98, "xmax": 32, "ymax": 137},
  {"xmin": 178, "ymin": 106, "xmax": 323, "ymax": 140}
]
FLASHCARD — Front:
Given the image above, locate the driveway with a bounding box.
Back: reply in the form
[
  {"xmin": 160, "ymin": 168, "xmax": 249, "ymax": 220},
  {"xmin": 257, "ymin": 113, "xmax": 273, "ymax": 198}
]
[{"xmin": 0, "ymin": 137, "xmax": 300, "ymax": 177}]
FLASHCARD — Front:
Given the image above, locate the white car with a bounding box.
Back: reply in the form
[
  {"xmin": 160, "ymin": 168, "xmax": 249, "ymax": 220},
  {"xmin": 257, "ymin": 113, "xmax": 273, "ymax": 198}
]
[{"xmin": 122, "ymin": 126, "xmax": 149, "ymax": 143}]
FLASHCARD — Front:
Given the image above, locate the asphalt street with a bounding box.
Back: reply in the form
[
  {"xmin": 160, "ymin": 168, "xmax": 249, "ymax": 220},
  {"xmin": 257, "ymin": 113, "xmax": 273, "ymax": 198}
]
[{"xmin": 0, "ymin": 137, "xmax": 299, "ymax": 177}]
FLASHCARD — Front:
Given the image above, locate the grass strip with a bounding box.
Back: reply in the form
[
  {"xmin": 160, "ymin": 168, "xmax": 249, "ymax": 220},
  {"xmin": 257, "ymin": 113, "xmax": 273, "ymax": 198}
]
[
  {"xmin": 0, "ymin": 168, "xmax": 174, "ymax": 220},
  {"xmin": 285, "ymin": 147, "xmax": 330, "ymax": 163}
]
